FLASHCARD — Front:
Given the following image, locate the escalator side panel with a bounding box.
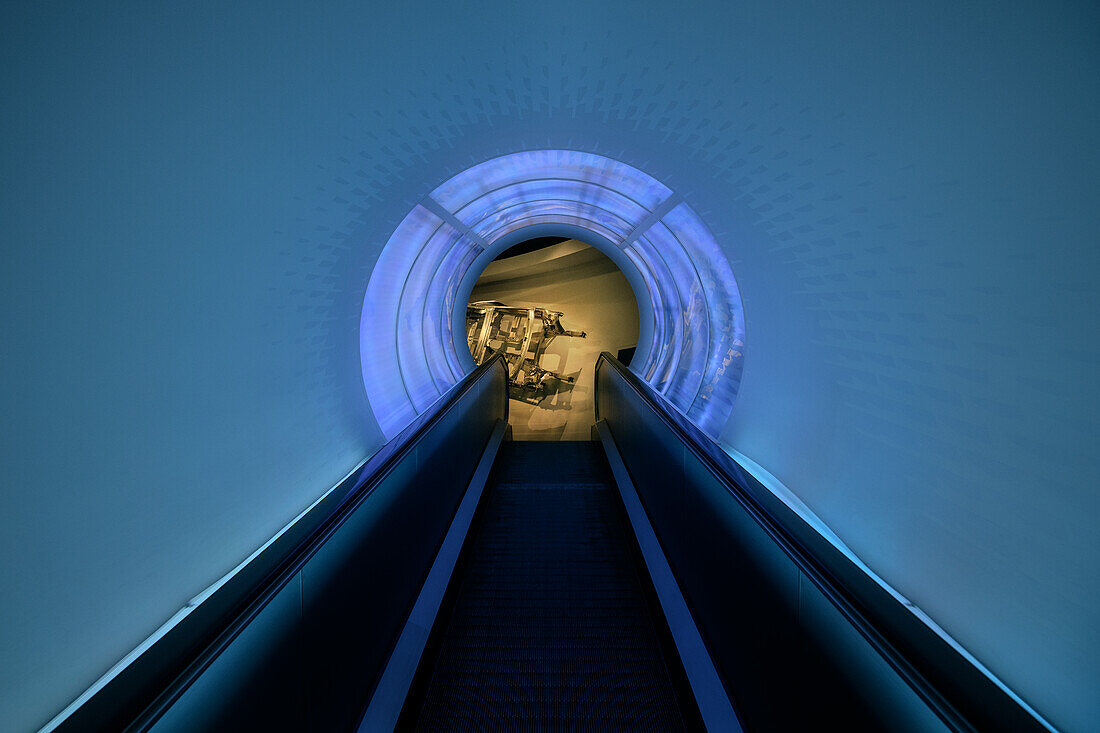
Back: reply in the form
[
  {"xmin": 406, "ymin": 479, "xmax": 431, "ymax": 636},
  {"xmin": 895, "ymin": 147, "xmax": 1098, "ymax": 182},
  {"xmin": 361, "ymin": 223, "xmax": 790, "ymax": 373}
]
[
  {"xmin": 598, "ymin": 367, "xmax": 948, "ymax": 732},
  {"xmin": 144, "ymin": 368, "xmax": 507, "ymax": 733}
]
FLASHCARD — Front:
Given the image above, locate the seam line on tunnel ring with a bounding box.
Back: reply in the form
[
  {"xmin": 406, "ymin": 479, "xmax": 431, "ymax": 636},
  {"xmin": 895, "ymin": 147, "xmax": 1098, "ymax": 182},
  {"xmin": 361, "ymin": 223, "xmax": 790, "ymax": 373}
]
[{"xmin": 422, "ymin": 195, "xmax": 489, "ymax": 250}]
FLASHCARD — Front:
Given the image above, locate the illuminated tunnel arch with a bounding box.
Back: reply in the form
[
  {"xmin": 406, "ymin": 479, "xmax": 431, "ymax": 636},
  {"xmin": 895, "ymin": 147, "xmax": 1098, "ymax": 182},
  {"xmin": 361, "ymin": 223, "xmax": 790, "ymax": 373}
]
[{"xmin": 361, "ymin": 150, "xmax": 746, "ymax": 439}]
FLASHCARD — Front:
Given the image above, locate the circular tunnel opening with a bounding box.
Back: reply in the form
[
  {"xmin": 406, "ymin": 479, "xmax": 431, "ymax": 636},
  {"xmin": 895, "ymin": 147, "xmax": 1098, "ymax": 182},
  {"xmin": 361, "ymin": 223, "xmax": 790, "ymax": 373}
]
[
  {"xmin": 465, "ymin": 237, "xmax": 640, "ymax": 440},
  {"xmin": 361, "ymin": 150, "xmax": 746, "ymax": 442}
]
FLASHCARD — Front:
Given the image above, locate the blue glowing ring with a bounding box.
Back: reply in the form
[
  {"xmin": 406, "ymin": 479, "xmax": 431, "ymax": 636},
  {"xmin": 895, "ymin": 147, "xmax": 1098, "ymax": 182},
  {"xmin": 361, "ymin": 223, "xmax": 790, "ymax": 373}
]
[{"xmin": 361, "ymin": 150, "xmax": 746, "ymax": 439}]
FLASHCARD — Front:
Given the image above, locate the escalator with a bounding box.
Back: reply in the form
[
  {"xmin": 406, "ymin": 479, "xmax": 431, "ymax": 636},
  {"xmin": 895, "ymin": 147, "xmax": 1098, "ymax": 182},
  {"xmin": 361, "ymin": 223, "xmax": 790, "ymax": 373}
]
[
  {"xmin": 49, "ymin": 353, "xmax": 1051, "ymax": 733},
  {"xmin": 404, "ymin": 442, "xmax": 700, "ymax": 731}
]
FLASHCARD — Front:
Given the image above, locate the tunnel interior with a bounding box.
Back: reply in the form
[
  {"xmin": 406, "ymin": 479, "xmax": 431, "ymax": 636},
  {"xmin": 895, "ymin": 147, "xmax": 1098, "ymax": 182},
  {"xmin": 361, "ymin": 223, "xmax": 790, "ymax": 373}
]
[
  {"xmin": 360, "ymin": 149, "xmax": 747, "ymax": 442},
  {"xmin": 4, "ymin": 4, "xmax": 1097, "ymax": 731},
  {"xmin": 467, "ymin": 237, "xmax": 640, "ymax": 440}
]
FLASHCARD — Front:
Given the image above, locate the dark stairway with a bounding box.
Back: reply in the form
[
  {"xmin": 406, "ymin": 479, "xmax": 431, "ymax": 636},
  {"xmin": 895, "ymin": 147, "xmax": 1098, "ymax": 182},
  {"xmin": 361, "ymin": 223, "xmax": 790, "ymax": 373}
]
[{"xmin": 405, "ymin": 441, "xmax": 700, "ymax": 732}]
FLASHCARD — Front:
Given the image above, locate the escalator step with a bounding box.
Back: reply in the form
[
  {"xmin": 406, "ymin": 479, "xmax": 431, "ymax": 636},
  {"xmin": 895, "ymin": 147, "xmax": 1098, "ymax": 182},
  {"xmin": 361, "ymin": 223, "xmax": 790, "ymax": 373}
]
[{"xmin": 411, "ymin": 442, "xmax": 688, "ymax": 732}]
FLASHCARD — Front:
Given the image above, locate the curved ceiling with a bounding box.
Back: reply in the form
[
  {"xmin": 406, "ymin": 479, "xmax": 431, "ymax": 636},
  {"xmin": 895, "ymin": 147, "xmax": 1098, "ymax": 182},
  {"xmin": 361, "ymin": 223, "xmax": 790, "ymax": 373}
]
[{"xmin": 2, "ymin": 2, "xmax": 1097, "ymax": 731}]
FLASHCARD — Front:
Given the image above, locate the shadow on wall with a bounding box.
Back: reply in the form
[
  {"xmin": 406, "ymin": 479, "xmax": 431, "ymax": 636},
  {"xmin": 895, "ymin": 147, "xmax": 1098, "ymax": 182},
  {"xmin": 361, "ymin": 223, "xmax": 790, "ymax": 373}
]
[{"xmin": 468, "ymin": 239, "xmax": 639, "ymax": 440}]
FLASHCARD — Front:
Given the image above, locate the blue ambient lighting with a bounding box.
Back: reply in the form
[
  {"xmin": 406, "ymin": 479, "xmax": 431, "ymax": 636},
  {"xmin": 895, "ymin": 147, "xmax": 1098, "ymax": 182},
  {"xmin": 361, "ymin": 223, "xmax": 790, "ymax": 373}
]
[{"xmin": 361, "ymin": 150, "xmax": 746, "ymax": 439}]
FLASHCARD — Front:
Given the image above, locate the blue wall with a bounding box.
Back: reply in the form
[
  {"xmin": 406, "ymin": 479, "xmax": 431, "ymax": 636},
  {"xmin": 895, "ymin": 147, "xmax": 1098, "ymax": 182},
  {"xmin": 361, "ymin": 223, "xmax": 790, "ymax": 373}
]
[{"xmin": 1, "ymin": 1, "xmax": 1096, "ymax": 730}]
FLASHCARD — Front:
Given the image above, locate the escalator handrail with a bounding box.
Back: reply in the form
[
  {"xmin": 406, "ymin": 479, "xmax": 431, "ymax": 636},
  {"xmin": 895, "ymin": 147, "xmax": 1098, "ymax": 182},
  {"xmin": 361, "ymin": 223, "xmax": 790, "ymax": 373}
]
[
  {"xmin": 51, "ymin": 354, "xmax": 510, "ymax": 733},
  {"xmin": 593, "ymin": 352, "xmax": 1051, "ymax": 733}
]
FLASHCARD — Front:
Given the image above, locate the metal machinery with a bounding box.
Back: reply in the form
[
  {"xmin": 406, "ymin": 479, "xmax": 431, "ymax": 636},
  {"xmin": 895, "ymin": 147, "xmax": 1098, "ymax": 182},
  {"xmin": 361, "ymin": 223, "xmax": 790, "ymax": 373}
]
[{"xmin": 466, "ymin": 300, "xmax": 586, "ymax": 404}]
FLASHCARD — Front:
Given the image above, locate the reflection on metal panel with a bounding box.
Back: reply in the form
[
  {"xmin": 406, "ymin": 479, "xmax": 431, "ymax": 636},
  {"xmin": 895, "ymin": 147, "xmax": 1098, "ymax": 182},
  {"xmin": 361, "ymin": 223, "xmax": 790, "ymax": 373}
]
[
  {"xmin": 398, "ymin": 222, "xmax": 466, "ymax": 407},
  {"xmin": 640, "ymin": 221, "xmax": 709, "ymax": 410},
  {"xmin": 436, "ymin": 245, "xmax": 480, "ymax": 381},
  {"xmin": 662, "ymin": 202, "xmax": 745, "ymax": 434},
  {"xmin": 361, "ymin": 204, "xmax": 447, "ymax": 438}
]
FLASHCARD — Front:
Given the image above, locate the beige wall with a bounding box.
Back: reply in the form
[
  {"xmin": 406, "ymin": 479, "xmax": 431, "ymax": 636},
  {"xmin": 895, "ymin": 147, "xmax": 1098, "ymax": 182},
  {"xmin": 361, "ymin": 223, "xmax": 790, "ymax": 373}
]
[{"xmin": 470, "ymin": 240, "xmax": 639, "ymax": 440}]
